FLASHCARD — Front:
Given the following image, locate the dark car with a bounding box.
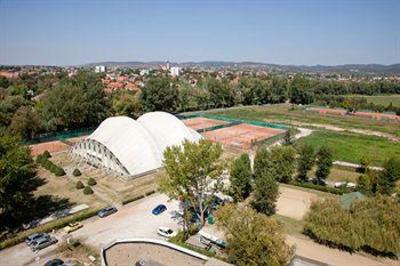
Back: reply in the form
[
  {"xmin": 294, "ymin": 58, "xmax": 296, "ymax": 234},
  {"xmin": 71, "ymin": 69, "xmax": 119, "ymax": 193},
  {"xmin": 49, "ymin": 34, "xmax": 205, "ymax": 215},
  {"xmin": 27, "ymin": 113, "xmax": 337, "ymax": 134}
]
[
  {"xmin": 44, "ymin": 258, "xmax": 64, "ymax": 266},
  {"xmin": 26, "ymin": 233, "xmax": 50, "ymax": 246},
  {"xmin": 31, "ymin": 237, "xmax": 58, "ymax": 251},
  {"xmin": 152, "ymin": 204, "xmax": 167, "ymax": 215},
  {"xmin": 97, "ymin": 206, "xmax": 118, "ymax": 218}
]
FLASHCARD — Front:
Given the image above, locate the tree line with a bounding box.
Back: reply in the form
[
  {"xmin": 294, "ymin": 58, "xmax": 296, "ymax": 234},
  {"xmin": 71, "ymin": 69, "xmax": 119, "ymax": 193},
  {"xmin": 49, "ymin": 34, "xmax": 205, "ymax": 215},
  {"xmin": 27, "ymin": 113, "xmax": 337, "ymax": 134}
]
[{"xmin": 1, "ymin": 70, "xmax": 400, "ymax": 141}]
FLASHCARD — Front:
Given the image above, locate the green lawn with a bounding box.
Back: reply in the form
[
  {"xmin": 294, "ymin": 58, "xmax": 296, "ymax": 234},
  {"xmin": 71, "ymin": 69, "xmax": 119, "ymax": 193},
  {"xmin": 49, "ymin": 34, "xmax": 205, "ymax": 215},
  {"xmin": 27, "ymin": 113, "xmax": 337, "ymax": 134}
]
[
  {"xmin": 210, "ymin": 104, "xmax": 400, "ymax": 137},
  {"xmin": 297, "ymin": 131, "xmax": 400, "ymax": 166},
  {"xmin": 346, "ymin": 94, "xmax": 400, "ymax": 107}
]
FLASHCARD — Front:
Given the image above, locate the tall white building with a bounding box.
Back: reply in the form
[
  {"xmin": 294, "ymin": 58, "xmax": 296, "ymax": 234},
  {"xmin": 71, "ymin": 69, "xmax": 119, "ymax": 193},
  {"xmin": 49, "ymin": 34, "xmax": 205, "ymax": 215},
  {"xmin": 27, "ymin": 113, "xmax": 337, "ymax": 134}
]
[
  {"xmin": 95, "ymin": 65, "xmax": 106, "ymax": 73},
  {"xmin": 170, "ymin": 66, "xmax": 181, "ymax": 77}
]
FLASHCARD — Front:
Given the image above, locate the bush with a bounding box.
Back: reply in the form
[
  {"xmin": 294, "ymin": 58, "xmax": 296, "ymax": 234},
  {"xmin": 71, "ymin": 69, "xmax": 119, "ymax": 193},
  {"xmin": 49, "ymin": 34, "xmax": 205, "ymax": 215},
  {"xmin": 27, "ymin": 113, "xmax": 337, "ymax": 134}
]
[
  {"xmin": 36, "ymin": 152, "xmax": 65, "ymax": 176},
  {"xmin": 304, "ymin": 196, "xmax": 400, "ymax": 257},
  {"xmin": 72, "ymin": 168, "xmax": 81, "ymax": 177},
  {"xmin": 42, "ymin": 150, "xmax": 51, "ymax": 159},
  {"xmin": 76, "ymin": 181, "xmax": 84, "ymax": 189},
  {"xmin": 83, "ymin": 186, "xmax": 94, "ymax": 195},
  {"xmin": 53, "ymin": 166, "xmax": 66, "ymax": 177},
  {"xmin": 87, "ymin": 178, "xmax": 97, "ymax": 186}
]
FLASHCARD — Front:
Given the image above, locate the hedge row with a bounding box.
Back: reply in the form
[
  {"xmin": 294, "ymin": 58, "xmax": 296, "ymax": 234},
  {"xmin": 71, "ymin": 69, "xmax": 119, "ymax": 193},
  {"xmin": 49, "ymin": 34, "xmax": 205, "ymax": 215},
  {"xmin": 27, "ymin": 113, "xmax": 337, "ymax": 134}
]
[
  {"xmin": 304, "ymin": 196, "xmax": 400, "ymax": 257},
  {"xmin": 121, "ymin": 190, "xmax": 156, "ymax": 205},
  {"xmin": 289, "ymin": 181, "xmax": 351, "ymax": 195},
  {"xmin": 0, "ymin": 206, "xmax": 104, "ymax": 250},
  {"xmin": 36, "ymin": 153, "xmax": 66, "ymax": 176}
]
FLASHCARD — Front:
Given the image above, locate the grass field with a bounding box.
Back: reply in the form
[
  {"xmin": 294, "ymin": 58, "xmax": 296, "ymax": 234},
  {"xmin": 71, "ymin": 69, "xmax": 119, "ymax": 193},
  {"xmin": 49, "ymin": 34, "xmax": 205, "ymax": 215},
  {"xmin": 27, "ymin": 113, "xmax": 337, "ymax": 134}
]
[
  {"xmin": 297, "ymin": 130, "xmax": 400, "ymax": 166},
  {"xmin": 346, "ymin": 94, "xmax": 400, "ymax": 107},
  {"xmin": 309, "ymin": 165, "xmax": 361, "ymax": 182},
  {"xmin": 209, "ymin": 104, "xmax": 400, "ymax": 137}
]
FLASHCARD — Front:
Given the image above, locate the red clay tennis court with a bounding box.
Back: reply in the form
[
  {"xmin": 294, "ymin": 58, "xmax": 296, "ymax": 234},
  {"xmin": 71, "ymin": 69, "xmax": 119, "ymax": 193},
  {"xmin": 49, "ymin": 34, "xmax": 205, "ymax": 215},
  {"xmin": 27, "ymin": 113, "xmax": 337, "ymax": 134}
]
[
  {"xmin": 183, "ymin": 117, "xmax": 228, "ymax": 131},
  {"xmin": 29, "ymin": 140, "xmax": 70, "ymax": 156},
  {"xmin": 202, "ymin": 123, "xmax": 285, "ymax": 149}
]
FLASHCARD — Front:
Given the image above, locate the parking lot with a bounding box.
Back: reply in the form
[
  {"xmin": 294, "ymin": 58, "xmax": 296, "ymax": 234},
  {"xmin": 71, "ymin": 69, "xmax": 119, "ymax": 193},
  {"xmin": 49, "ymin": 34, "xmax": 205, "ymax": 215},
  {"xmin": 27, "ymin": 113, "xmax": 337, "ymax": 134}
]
[{"xmin": 0, "ymin": 194, "xmax": 181, "ymax": 266}]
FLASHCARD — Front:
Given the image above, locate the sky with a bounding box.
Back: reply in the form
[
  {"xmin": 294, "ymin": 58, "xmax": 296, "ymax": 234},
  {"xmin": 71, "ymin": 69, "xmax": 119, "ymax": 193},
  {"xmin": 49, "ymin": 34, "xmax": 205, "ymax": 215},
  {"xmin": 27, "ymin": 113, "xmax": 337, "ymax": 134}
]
[{"xmin": 0, "ymin": 0, "xmax": 399, "ymax": 66}]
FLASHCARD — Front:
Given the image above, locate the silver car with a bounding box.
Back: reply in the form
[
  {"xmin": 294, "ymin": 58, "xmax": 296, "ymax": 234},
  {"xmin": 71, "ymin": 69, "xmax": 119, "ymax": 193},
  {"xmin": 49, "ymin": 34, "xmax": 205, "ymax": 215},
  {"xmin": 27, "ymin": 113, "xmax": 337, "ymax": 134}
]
[{"xmin": 30, "ymin": 236, "xmax": 58, "ymax": 251}]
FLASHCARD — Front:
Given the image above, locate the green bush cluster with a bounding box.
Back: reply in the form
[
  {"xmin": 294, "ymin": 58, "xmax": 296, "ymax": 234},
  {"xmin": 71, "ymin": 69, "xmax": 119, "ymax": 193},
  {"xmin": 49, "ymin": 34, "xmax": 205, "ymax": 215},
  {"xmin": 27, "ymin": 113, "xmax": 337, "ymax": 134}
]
[
  {"xmin": 36, "ymin": 152, "xmax": 65, "ymax": 176},
  {"xmin": 0, "ymin": 206, "xmax": 104, "ymax": 250},
  {"xmin": 304, "ymin": 196, "xmax": 400, "ymax": 257},
  {"xmin": 72, "ymin": 168, "xmax": 81, "ymax": 177},
  {"xmin": 83, "ymin": 186, "xmax": 94, "ymax": 195},
  {"xmin": 87, "ymin": 178, "xmax": 97, "ymax": 186},
  {"xmin": 76, "ymin": 181, "xmax": 84, "ymax": 189}
]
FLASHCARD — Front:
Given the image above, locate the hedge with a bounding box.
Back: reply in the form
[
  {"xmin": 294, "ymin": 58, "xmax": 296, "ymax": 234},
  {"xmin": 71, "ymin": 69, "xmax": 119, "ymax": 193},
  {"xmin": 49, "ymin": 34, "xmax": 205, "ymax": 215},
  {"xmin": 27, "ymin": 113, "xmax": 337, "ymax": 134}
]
[
  {"xmin": 36, "ymin": 152, "xmax": 66, "ymax": 177},
  {"xmin": 121, "ymin": 189, "xmax": 156, "ymax": 205},
  {"xmin": 289, "ymin": 181, "xmax": 350, "ymax": 195},
  {"xmin": 0, "ymin": 206, "xmax": 104, "ymax": 250}
]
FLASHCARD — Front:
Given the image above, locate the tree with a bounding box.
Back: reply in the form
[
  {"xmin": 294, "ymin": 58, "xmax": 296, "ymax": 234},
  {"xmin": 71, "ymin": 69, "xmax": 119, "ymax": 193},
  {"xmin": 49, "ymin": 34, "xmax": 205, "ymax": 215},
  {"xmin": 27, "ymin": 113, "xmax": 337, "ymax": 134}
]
[
  {"xmin": 357, "ymin": 171, "xmax": 376, "ymax": 196},
  {"xmin": 315, "ymin": 146, "xmax": 333, "ymax": 184},
  {"xmin": 215, "ymin": 204, "xmax": 294, "ymax": 266},
  {"xmin": 8, "ymin": 106, "xmax": 41, "ymax": 140},
  {"xmin": 289, "ymin": 75, "xmax": 314, "ymax": 105},
  {"xmin": 230, "ymin": 153, "xmax": 252, "ymax": 202},
  {"xmin": 140, "ymin": 77, "xmax": 179, "ymax": 112},
  {"xmin": 38, "ymin": 71, "xmax": 109, "ymax": 131},
  {"xmin": 269, "ymin": 146, "xmax": 296, "ymax": 183},
  {"xmin": 160, "ymin": 140, "xmax": 225, "ymax": 227},
  {"xmin": 0, "ymin": 131, "xmax": 37, "ymax": 224},
  {"xmin": 376, "ymin": 157, "xmax": 400, "ymax": 195},
  {"xmin": 111, "ymin": 91, "xmax": 142, "ymax": 118},
  {"xmin": 283, "ymin": 127, "xmax": 296, "ymax": 145},
  {"xmin": 296, "ymin": 144, "xmax": 315, "ymax": 182},
  {"xmin": 252, "ymin": 147, "xmax": 279, "ymax": 215}
]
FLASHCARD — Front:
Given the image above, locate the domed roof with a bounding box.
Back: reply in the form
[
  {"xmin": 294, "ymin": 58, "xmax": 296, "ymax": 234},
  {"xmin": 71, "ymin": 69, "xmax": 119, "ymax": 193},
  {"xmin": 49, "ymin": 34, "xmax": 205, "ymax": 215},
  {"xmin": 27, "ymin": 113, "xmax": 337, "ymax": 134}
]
[{"xmin": 80, "ymin": 112, "xmax": 202, "ymax": 176}]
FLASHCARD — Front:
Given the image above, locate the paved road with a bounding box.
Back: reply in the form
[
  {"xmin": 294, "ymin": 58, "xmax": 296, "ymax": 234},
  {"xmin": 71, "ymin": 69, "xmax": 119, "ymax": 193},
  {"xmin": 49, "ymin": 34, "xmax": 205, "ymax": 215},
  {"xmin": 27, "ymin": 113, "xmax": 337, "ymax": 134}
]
[{"xmin": 0, "ymin": 194, "xmax": 181, "ymax": 266}]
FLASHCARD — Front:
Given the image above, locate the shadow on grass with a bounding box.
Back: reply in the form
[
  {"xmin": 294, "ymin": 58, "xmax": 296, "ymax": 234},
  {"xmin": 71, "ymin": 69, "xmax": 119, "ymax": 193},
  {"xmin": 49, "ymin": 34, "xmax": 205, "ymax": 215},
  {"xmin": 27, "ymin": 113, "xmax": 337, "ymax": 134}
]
[{"xmin": 0, "ymin": 176, "xmax": 73, "ymax": 234}]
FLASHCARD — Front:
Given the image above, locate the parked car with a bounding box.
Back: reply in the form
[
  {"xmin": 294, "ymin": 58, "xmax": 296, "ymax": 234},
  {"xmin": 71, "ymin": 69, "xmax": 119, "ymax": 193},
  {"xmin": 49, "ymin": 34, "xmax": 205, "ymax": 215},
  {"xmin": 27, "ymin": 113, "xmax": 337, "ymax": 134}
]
[
  {"xmin": 25, "ymin": 233, "xmax": 50, "ymax": 246},
  {"xmin": 152, "ymin": 204, "xmax": 167, "ymax": 215},
  {"xmin": 157, "ymin": 226, "xmax": 177, "ymax": 238},
  {"xmin": 44, "ymin": 258, "xmax": 64, "ymax": 266},
  {"xmin": 63, "ymin": 222, "xmax": 83, "ymax": 234},
  {"xmin": 97, "ymin": 206, "xmax": 118, "ymax": 218},
  {"xmin": 31, "ymin": 237, "xmax": 58, "ymax": 251},
  {"xmin": 23, "ymin": 219, "xmax": 40, "ymax": 230}
]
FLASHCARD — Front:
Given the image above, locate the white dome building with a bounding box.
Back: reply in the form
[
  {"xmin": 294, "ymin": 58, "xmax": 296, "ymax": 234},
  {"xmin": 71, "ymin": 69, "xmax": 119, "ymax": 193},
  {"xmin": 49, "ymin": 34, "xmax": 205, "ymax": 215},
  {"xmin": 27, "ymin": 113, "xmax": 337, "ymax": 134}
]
[{"xmin": 71, "ymin": 112, "xmax": 202, "ymax": 178}]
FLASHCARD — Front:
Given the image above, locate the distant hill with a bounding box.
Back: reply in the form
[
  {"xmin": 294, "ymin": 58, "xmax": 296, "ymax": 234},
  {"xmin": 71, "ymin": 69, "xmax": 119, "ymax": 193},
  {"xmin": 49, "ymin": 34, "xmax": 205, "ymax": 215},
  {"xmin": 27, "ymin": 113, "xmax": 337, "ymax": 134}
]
[{"xmin": 81, "ymin": 61, "xmax": 400, "ymax": 74}]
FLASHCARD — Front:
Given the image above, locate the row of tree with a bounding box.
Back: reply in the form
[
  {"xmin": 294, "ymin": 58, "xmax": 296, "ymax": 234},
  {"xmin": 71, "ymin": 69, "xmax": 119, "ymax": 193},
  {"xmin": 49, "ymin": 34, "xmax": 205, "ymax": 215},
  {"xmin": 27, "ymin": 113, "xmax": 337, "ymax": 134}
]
[{"xmin": 2, "ymin": 71, "xmax": 400, "ymax": 141}]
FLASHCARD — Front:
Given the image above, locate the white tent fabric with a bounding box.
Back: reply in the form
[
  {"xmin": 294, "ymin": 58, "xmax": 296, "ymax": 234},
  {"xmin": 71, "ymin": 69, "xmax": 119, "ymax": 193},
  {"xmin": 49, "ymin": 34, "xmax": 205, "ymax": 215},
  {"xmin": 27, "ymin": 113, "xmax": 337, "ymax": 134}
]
[{"xmin": 73, "ymin": 112, "xmax": 202, "ymax": 177}]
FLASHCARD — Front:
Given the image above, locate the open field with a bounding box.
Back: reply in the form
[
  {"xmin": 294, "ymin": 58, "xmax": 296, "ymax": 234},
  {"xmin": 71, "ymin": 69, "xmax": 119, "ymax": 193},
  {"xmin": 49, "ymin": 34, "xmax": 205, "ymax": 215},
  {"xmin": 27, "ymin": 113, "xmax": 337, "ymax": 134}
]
[
  {"xmin": 346, "ymin": 94, "xmax": 400, "ymax": 107},
  {"xmin": 315, "ymin": 165, "xmax": 361, "ymax": 182},
  {"xmin": 209, "ymin": 104, "xmax": 400, "ymax": 137},
  {"xmin": 297, "ymin": 130, "xmax": 400, "ymax": 166}
]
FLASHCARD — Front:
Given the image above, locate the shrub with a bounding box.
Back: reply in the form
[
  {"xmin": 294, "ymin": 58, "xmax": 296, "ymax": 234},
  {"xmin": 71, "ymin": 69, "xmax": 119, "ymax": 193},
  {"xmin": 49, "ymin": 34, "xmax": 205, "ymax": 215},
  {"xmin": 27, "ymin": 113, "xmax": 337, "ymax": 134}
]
[
  {"xmin": 87, "ymin": 178, "xmax": 97, "ymax": 186},
  {"xmin": 76, "ymin": 181, "xmax": 84, "ymax": 189},
  {"xmin": 72, "ymin": 168, "xmax": 81, "ymax": 177},
  {"xmin": 42, "ymin": 150, "xmax": 51, "ymax": 159},
  {"xmin": 53, "ymin": 166, "xmax": 66, "ymax": 177},
  {"xmin": 289, "ymin": 181, "xmax": 349, "ymax": 195},
  {"xmin": 83, "ymin": 186, "xmax": 94, "ymax": 195}
]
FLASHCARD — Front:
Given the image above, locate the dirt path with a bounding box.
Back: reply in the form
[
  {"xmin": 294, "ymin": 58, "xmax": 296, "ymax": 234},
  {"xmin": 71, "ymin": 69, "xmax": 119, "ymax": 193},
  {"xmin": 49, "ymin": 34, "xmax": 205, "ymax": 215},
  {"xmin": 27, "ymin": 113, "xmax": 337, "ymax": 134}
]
[
  {"xmin": 282, "ymin": 120, "xmax": 400, "ymax": 142},
  {"xmin": 287, "ymin": 235, "xmax": 398, "ymax": 266}
]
